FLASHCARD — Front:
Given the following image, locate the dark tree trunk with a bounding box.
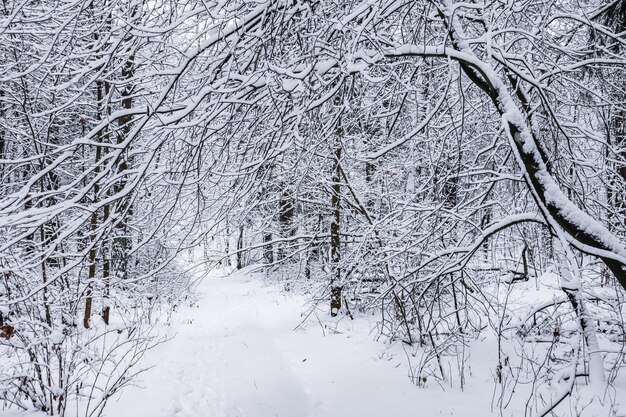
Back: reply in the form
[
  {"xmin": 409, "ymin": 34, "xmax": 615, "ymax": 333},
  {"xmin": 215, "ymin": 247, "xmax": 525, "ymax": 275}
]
[
  {"xmin": 236, "ymin": 225, "xmax": 244, "ymax": 270},
  {"xmin": 263, "ymin": 233, "xmax": 274, "ymax": 264},
  {"xmin": 112, "ymin": 52, "xmax": 135, "ymax": 282},
  {"xmin": 277, "ymin": 189, "xmax": 294, "ymax": 261},
  {"xmin": 330, "ymin": 144, "xmax": 342, "ymax": 317}
]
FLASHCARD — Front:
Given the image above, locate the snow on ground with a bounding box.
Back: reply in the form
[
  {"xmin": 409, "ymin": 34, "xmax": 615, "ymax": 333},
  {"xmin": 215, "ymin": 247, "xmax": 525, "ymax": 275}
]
[
  {"xmin": 103, "ymin": 268, "xmax": 498, "ymax": 417},
  {"xmin": 4, "ymin": 267, "xmax": 623, "ymax": 417}
]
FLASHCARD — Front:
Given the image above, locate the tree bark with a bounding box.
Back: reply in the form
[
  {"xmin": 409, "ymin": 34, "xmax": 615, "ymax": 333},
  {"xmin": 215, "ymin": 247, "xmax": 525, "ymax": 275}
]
[
  {"xmin": 330, "ymin": 139, "xmax": 342, "ymax": 317},
  {"xmin": 236, "ymin": 225, "xmax": 244, "ymax": 270}
]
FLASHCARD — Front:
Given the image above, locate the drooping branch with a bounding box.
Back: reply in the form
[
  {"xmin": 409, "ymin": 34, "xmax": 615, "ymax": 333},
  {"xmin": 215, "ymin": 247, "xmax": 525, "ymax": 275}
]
[{"xmin": 378, "ymin": 2, "xmax": 626, "ymax": 291}]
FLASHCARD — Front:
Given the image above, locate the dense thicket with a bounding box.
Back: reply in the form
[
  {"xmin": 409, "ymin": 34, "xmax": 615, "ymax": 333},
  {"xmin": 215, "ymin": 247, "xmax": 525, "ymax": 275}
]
[{"xmin": 1, "ymin": 0, "xmax": 625, "ymax": 415}]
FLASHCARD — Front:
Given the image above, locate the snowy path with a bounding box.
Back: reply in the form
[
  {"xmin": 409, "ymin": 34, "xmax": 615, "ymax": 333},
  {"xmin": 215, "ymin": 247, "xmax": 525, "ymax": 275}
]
[{"xmin": 106, "ymin": 270, "xmax": 485, "ymax": 417}]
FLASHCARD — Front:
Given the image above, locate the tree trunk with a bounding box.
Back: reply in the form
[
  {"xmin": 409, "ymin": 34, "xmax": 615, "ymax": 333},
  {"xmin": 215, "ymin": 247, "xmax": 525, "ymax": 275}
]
[
  {"xmin": 236, "ymin": 225, "xmax": 244, "ymax": 270},
  {"xmin": 277, "ymin": 189, "xmax": 294, "ymax": 261},
  {"xmin": 112, "ymin": 51, "xmax": 135, "ymax": 282},
  {"xmin": 330, "ymin": 141, "xmax": 342, "ymax": 317},
  {"xmin": 263, "ymin": 233, "xmax": 274, "ymax": 264}
]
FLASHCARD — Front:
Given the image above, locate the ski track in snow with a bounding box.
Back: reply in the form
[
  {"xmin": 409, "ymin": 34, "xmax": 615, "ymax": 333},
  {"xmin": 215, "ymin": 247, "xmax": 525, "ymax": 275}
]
[{"xmin": 102, "ymin": 270, "xmax": 498, "ymax": 417}]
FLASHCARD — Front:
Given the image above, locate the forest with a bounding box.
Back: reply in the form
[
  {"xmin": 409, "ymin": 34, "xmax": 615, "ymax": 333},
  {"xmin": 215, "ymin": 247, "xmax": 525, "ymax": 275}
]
[{"xmin": 1, "ymin": 0, "xmax": 626, "ymax": 416}]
